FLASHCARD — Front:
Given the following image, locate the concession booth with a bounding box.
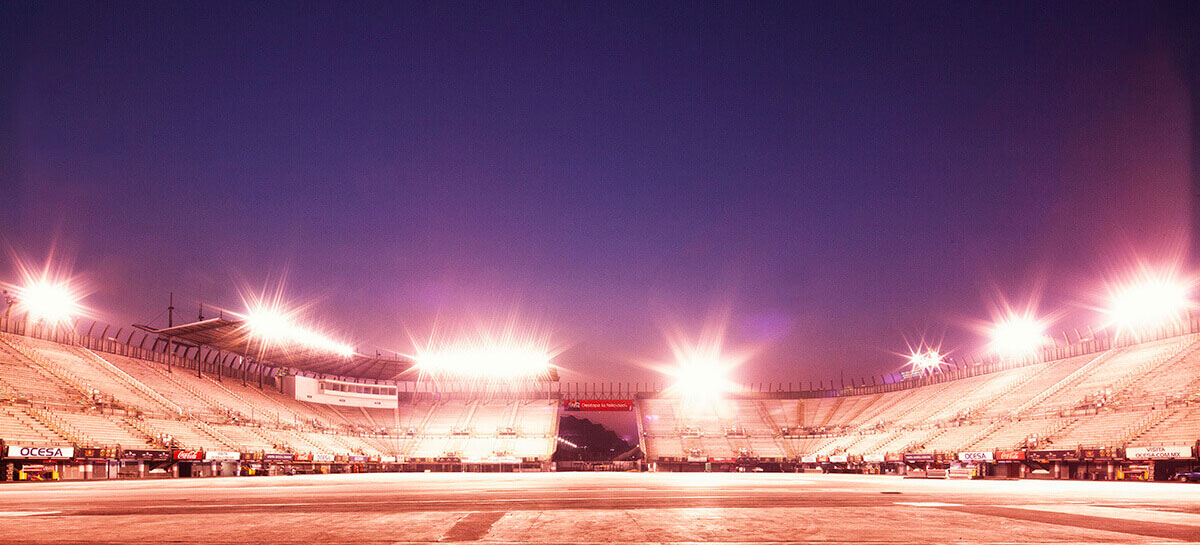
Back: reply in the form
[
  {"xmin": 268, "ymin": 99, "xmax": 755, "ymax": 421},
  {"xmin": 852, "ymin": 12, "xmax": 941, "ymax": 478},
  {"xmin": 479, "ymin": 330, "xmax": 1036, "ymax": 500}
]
[
  {"xmin": 73, "ymin": 447, "xmax": 118, "ymax": 480},
  {"xmin": 1025, "ymin": 449, "xmax": 1078, "ymax": 479},
  {"xmin": 118, "ymin": 448, "xmax": 171, "ymax": 479},
  {"xmin": 2, "ymin": 444, "xmax": 74, "ymax": 481},
  {"xmin": 1123, "ymin": 444, "xmax": 1197, "ymax": 481},
  {"xmin": 994, "ymin": 449, "xmax": 1025, "ymax": 478},
  {"xmin": 953, "ymin": 451, "xmax": 994, "ymax": 478},
  {"xmin": 1076, "ymin": 447, "xmax": 1121, "ymax": 480}
]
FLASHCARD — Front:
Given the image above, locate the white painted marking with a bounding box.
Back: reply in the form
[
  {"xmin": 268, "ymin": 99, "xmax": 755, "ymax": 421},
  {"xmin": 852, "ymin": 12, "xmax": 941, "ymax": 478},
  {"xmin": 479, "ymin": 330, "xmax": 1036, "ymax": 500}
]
[
  {"xmin": 893, "ymin": 502, "xmax": 963, "ymax": 507},
  {"xmin": 0, "ymin": 511, "xmax": 60, "ymax": 517},
  {"xmin": 1010, "ymin": 504, "xmax": 1200, "ymax": 527}
]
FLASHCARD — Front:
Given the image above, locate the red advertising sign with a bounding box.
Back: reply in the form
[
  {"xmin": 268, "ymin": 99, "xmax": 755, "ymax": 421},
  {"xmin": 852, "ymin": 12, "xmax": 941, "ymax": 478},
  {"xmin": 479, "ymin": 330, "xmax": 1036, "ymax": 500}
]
[
  {"xmin": 172, "ymin": 450, "xmax": 203, "ymax": 461},
  {"xmin": 997, "ymin": 450, "xmax": 1026, "ymax": 461},
  {"xmin": 562, "ymin": 399, "xmax": 634, "ymax": 411}
]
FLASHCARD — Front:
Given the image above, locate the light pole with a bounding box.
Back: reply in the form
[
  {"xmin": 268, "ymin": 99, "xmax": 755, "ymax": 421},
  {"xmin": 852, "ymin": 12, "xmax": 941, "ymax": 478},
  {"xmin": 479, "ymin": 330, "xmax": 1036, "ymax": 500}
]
[{"xmin": 2, "ymin": 290, "xmax": 13, "ymax": 320}]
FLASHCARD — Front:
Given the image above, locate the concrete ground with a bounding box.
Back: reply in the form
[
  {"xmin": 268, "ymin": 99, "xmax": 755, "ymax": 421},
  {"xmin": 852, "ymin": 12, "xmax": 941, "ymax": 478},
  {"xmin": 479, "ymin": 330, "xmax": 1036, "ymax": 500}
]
[{"xmin": 0, "ymin": 472, "xmax": 1198, "ymax": 544}]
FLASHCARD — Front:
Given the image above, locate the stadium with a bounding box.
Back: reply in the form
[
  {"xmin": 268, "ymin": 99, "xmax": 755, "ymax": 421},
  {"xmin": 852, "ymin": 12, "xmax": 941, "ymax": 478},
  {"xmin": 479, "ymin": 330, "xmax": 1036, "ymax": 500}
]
[
  {"xmin": 6, "ymin": 1, "xmax": 1200, "ymax": 543},
  {"xmin": 2, "ymin": 269, "xmax": 1200, "ymax": 542},
  {"xmin": 2, "ymin": 275, "xmax": 1200, "ymax": 482}
]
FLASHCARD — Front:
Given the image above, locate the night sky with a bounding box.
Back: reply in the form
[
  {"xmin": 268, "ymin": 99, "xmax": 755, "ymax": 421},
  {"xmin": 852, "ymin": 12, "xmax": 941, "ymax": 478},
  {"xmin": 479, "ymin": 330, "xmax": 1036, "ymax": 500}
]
[{"xmin": 0, "ymin": 2, "xmax": 1194, "ymax": 387}]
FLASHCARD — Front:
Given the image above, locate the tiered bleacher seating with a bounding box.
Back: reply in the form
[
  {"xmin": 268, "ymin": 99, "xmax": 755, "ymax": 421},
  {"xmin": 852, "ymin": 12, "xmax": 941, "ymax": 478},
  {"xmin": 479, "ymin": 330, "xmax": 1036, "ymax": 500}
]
[
  {"xmin": 57, "ymin": 412, "xmax": 153, "ymax": 448},
  {"xmin": 0, "ymin": 341, "xmax": 84, "ymax": 405},
  {"xmin": 0, "ymin": 330, "xmax": 563, "ymax": 463},
  {"xmin": 636, "ymin": 332, "xmax": 1200, "ymax": 462},
  {"xmin": 1113, "ymin": 343, "xmax": 1200, "ymax": 407},
  {"xmin": 917, "ymin": 423, "xmax": 988, "ymax": 453},
  {"xmin": 1130, "ymin": 405, "xmax": 1200, "ymax": 446},
  {"xmin": 1044, "ymin": 410, "xmax": 1147, "ymax": 448},
  {"xmin": 5, "ymin": 321, "xmax": 1199, "ymax": 469},
  {"xmin": 145, "ymin": 418, "xmax": 229, "ymax": 450},
  {"xmin": 13, "ymin": 337, "xmax": 172, "ymax": 414},
  {"xmin": 208, "ymin": 424, "xmax": 276, "ymax": 451},
  {"xmin": 976, "ymin": 356, "xmax": 1089, "ymax": 417},
  {"xmin": 1025, "ymin": 337, "xmax": 1193, "ymax": 414},
  {"xmin": 0, "ymin": 405, "xmax": 71, "ymax": 445},
  {"xmin": 967, "ymin": 417, "xmax": 1071, "ymax": 451}
]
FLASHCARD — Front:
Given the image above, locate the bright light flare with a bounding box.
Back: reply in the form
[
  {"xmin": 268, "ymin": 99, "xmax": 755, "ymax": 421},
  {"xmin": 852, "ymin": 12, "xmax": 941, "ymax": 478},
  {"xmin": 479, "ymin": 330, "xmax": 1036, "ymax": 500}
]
[
  {"xmin": 1105, "ymin": 275, "xmax": 1191, "ymax": 332},
  {"xmin": 243, "ymin": 306, "xmax": 354, "ymax": 357},
  {"xmin": 659, "ymin": 320, "xmax": 747, "ymax": 403},
  {"xmin": 907, "ymin": 348, "xmax": 944, "ymax": 374},
  {"xmin": 415, "ymin": 345, "xmax": 551, "ymax": 379},
  {"xmin": 237, "ymin": 284, "xmax": 354, "ymax": 357},
  {"xmin": 411, "ymin": 318, "xmax": 557, "ymax": 382},
  {"xmin": 667, "ymin": 356, "xmax": 735, "ymax": 402},
  {"xmin": 18, "ymin": 279, "xmax": 82, "ymax": 325},
  {"xmin": 989, "ymin": 316, "xmax": 1047, "ymax": 357},
  {"xmin": 4, "ymin": 251, "xmax": 91, "ymax": 327}
]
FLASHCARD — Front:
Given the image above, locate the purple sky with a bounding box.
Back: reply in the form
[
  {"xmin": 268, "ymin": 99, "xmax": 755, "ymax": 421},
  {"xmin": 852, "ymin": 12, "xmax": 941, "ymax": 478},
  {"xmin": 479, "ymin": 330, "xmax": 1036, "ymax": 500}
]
[{"xmin": 0, "ymin": 2, "xmax": 1194, "ymax": 387}]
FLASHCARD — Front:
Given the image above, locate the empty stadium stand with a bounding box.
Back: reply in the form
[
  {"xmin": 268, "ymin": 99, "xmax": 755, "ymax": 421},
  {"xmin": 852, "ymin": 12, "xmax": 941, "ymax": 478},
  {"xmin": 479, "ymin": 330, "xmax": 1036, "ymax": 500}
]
[
  {"xmin": 3, "ymin": 317, "xmax": 1199, "ymax": 476},
  {"xmin": 639, "ymin": 331, "xmax": 1200, "ymax": 466},
  {"xmin": 0, "ymin": 328, "xmax": 560, "ymax": 466}
]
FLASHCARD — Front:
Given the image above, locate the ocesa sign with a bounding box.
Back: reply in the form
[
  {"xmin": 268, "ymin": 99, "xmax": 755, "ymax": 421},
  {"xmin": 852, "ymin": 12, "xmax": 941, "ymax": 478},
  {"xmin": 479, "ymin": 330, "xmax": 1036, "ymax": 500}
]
[
  {"xmin": 6, "ymin": 445, "xmax": 75, "ymax": 459},
  {"xmin": 958, "ymin": 451, "xmax": 994, "ymax": 462},
  {"xmin": 1126, "ymin": 445, "xmax": 1193, "ymax": 460}
]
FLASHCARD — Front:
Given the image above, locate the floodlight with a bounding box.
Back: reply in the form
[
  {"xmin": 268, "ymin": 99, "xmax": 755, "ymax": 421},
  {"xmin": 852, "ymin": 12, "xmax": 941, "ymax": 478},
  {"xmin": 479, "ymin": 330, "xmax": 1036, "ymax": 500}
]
[
  {"xmin": 244, "ymin": 306, "xmax": 353, "ymax": 357},
  {"xmin": 989, "ymin": 316, "xmax": 1046, "ymax": 357},
  {"xmin": 412, "ymin": 321, "xmax": 556, "ymax": 381},
  {"xmin": 245, "ymin": 308, "xmax": 293, "ymax": 341},
  {"xmin": 414, "ymin": 346, "xmax": 551, "ymax": 379},
  {"xmin": 908, "ymin": 349, "xmax": 944, "ymax": 374},
  {"xmin": 669, "ymin": 357, "xmax": 734, "ymax": 402},
  {"xmin": 18, "ymin": 280, "xmax": 81, "ymax": 325},
  {"xmin": 1106, "ymin": 276, "xmax": 1189, "ymax": 331}
]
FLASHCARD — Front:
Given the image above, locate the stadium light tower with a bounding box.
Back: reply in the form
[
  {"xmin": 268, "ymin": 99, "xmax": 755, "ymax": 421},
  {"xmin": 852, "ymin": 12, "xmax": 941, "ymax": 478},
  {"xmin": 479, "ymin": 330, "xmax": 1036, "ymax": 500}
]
[
  {"xmin": 411, "ymin": 319, "xmax": 557, "ymax": 386},
  {"xmin": 1104, "ymin": 274, "xmax": 1191, "ymax": 334},
  {"xmin": 659, "ymin": 321, "xmax": 746, "ymax": 404},
  {"xmin": 243, "ymin": 306, "xmax": 354, "ymax": 357},
  {"xmin": 414, "ymin": 345, "xmax": 552, "ymax": 380},
  {"xmin": 668, "ymin": 356, "xmax": 734, "ymax": 403},
  {"xmin": 989, "ymin": 316, "xmax": 1046, "ymax": 358},
  {"xmin": 17, "ymin": 279, "xmax": 82, "ymax": 327},
  {"xmin": 907, "ymin": 348, "xmax": 944, "ymax": 375}
]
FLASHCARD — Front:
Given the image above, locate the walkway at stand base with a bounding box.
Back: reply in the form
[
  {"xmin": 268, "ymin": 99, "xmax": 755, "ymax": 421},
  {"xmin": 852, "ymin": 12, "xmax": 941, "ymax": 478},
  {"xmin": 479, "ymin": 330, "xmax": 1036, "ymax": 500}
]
[{"xmin": 0, "ymin": 472, "xmax": 1198, "ymax": 544}]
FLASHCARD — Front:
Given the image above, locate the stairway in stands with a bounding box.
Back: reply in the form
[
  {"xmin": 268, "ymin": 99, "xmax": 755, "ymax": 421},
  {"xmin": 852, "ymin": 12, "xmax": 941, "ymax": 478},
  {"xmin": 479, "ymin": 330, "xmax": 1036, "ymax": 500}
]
[
  {"xmin": 0, "ymin": 335, "xmax": 91, "ymax": 405},
  {"xmin": 72, "ymin": 347, "xmax": 184, "ymax": 415},
  {"xmin": 1012, "ymin": 349, "xmax": 1121, "ymax": 416}
]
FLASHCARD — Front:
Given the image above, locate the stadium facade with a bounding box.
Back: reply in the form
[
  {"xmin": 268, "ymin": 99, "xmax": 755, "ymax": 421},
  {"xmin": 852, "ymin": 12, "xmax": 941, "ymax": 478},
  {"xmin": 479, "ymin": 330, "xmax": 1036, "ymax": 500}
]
[{"xmin": 1, "ymin": 313, "xmax": 1199, "ymax": 482}]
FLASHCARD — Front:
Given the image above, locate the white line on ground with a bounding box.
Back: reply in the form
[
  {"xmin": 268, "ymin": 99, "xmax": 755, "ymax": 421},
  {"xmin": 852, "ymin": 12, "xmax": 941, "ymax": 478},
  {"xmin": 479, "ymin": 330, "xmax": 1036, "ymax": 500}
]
[{"xmin": 893, "ymin": 502, "xmax": 964, "ymax": 507}]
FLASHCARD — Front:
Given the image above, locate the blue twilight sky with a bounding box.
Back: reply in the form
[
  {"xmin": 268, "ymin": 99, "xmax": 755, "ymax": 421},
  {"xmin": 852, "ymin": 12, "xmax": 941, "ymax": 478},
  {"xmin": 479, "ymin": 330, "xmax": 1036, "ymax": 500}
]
[{"xmin": 0, "ymin": 1, "xmax": 1194, "ymax": 386}]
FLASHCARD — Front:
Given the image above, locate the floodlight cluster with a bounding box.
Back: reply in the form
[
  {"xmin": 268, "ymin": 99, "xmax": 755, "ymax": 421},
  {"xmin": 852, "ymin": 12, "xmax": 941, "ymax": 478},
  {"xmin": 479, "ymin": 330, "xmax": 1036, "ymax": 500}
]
[
  {"xmin": 412, "ymin": 320, "xmax": 556, "ymax": 382},
  {"xmin": 243, "ymin": 307, "xmax": 354, "ymax": 357},
  {"xmin": 415, "ymin": 345, "xmax": 552, "ymax": 379},
  {"xmin": 3, "ymin": 253, "xmax": 90, "ymax": 327},
  {"xmin": 907, "ymin": 349, "xmax": 944, "ymax": 374},
  {"xmin": 1104, "ymin": 272, "xmax": 1190, "ymax": 334},
  {"xmin": 661, "ymin": 323, "xmax": 745, "ymax": 404},
  {"xmin": 5, "ymin": 251, "xmax": 1198, "ymax": 393},
  {"xmin": 17, "ymin": 279, "xmax": 82, "ymax": 326},
  {"xmin": 988, "ymin": 315, "xmax": 1047, "ymax": 358}
]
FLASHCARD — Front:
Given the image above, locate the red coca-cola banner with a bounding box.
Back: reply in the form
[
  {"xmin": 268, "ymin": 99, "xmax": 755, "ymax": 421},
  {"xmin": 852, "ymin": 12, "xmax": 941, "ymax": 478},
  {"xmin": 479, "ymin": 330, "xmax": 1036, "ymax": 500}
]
[
  {"xmin": 997, "ymin": 450, "xmax": 1025, "ymax": 461},
  {"xmin": 562, "ymin": 399, "xmax": 634, "ymax": 411},
  {"xmin": 172, "ymin": 449, "xmax": 203, "ymax": 461}
]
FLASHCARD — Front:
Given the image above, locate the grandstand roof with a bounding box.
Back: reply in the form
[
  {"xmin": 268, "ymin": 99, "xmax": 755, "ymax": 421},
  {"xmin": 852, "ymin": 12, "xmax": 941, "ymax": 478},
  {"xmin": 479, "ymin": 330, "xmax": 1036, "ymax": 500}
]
[{"xmin": 137, "ymin": 317, "xmax": 413, "ymax": 381}]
